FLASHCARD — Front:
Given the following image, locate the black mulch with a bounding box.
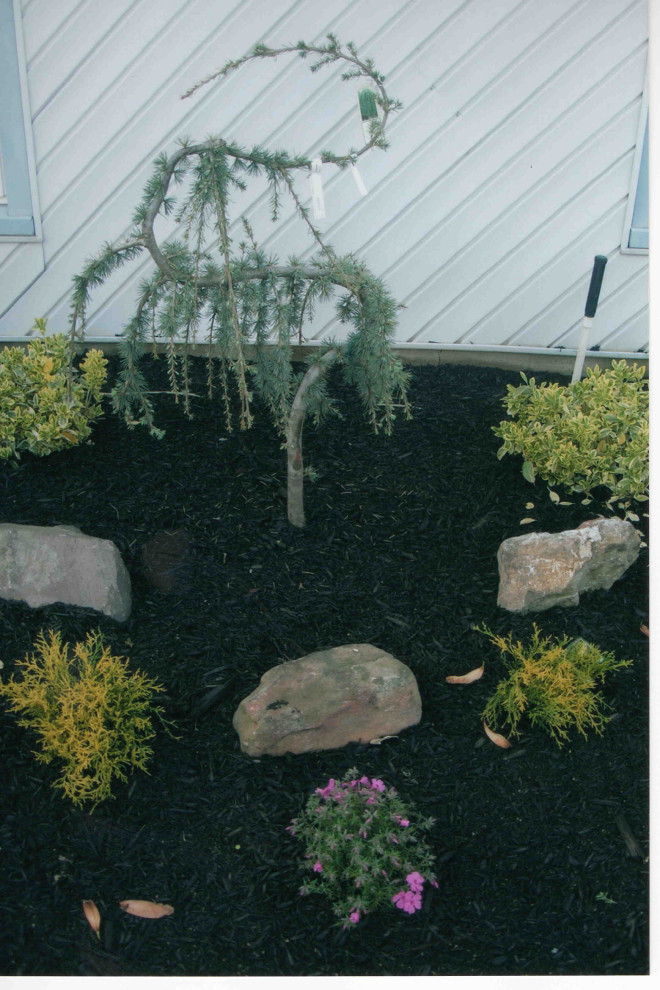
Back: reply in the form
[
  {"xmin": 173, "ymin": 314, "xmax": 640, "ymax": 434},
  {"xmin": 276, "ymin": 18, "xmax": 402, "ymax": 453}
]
[{"xmin": 0, "ymin": 357, "xmax": 649, "ymax": 977}]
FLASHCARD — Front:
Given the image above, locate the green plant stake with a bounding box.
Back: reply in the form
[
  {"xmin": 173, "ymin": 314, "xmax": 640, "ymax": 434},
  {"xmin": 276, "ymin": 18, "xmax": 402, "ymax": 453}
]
[
  {"xmin": 69, "ymin": 35, "xmax": 410, "ymax": 527},
  {"xmin": 475, "ymin": 624, "xmax": 631, "ymax": 747}
]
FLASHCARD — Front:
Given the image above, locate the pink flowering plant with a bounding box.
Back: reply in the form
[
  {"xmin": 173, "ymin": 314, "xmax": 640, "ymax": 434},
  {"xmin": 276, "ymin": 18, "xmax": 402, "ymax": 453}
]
[{"xmin": 286, "ymin": 768, "xmax": 437, "ymax": 929}]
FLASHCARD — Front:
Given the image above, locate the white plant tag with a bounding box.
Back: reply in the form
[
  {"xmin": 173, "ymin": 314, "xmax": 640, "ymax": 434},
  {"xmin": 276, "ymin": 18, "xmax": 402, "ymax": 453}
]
[
  {"xmin": 351, "ymin": 164, "xmax": 368, "ymax": 197},
  {"xmin": 309, "ymin": 159, "xmax": 325, "ymax": 219}
]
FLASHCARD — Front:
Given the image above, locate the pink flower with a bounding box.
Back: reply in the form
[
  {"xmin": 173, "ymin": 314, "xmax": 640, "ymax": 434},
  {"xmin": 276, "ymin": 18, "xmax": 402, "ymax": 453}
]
[
  {"xmin": 313, "ymin": 861, "xmax": 323, "ymax": 873},
  {"xmin": 406, "ymin": 871, "xmax": 425, "ymax": 893},
  {"xmin": 315, "ymin": 779, "xmax": 336, "ymax": 799},
  {"xmin": 370, "ymin": 778, "xmax": 386, "ymax": 792},
  {"xmin": 349, "ymin": 911, "xmax": 361, "ymax": 924},
  {"xmin": 394, "ymin": 816, "xmax": 410, "ymax": 827},
  {"xmin": 392, "ymin": 889, "xmax": 422, "ymax": 914},
  {"xmin": 431, "ymin": 879, "xmax": 439, "ymax": 889},
  {"xmin": 390, "ymin": 834, "xmax": 399, "ymax": 845}
]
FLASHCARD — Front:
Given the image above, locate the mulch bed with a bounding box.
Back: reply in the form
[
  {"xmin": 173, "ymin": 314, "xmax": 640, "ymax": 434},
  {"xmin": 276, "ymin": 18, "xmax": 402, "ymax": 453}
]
[{"xmin": 0, "ymin": 357, "xmax": 649, "ymax": 977}]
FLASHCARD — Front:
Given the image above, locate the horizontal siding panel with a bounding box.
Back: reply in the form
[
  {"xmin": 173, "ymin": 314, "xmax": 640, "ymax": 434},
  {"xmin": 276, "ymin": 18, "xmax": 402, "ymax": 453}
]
[
  {"xmin": 28, "ymin": 0, "xmax": 138, "ymax": 116},
  {"xmin": 36, "ymin": 0, "xmax": 271, "ymax": 219},
  {"xmin": 0, "ymin": 241, "xmax": 45, "ymax": 324},
  {"xmin": 596, "ymin": 306, "xmax": 648, "ymax": 352},
  {"xmin": 0, "ymin": 243, "xmax": 17, "ymax": 268},
  {"xmin": 436, "ymin": 203, "xmax": 631, "ymax": 349},
  {"xmin": 509, "ymin": 251, "xmax": 648, "ymax": 348},
  {"xmin": 4, "ymin": 0, "xmax": 337, "ymax": 329},
  {"xmin": 350, "ymin": 27, "xmax": 646, "ymax": 300},
  {"xmin": 31, "ymin": 0, "xmax": 428, "ymax": 332},
  {"xmin": 286, "ymin": 0, "xmax": 587, "ymax": 269},
  {"xmin": 22, "ymin": 0, "xmax": 83, "ymax": 64},
  {"xmin": 307, "ymin": 0, "xmax": 647, "ymax": 341},
  {"xmin": 254, "ymin": 0, "xmax": 527, "ymax": 259},
  {"xmin": 34, "ymin": 0, "xmax": 190, "ymax": 163},
  {"xmin": 0, "ymin": 0, "xmax": 648, "ymax": 355},
  {"xmin": 553, "ymin": 265, "xmax": 649, "ymax": 350},
  {"xmin": 406, "ymin": 118, "xmax": 640, "ymax": 343}
]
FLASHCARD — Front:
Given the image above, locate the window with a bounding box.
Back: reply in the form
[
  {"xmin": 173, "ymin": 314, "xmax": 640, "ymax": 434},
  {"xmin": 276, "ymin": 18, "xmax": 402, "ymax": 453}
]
[
  {"xmin": 0, "ymin": 0, "xmax": 39, "ymax": 238},
  {"xmin": 621, "ymin": 93, "xmax": 649, "ymax": 254}
]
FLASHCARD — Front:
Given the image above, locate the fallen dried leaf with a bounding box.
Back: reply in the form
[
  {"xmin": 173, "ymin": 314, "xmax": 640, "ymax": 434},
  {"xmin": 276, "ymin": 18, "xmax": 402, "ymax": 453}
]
[
  {"xmin": 641, "ymin": 624, "xmax": 649, "ymax": 637},
  {"xmin": 446, "ymin": 665, "xmax": 484, "ymax": 684},
  {"xmin": 615, "ymin": 812, "xmax": 644, "ymax": 858},
  {"xmin": 119, "ymin": 900, "xmax": 174, "ymax": 919},
  {"xmin": 82, "ymin": 900, "xmax": 101, "ymax": 938},
  {"xmin": 483, "ymin": 721, "xmax": 512, "ymax": 749},
  {"xmin": 519, "ymin": 517, "xmax": 536, "ymax": 525}
]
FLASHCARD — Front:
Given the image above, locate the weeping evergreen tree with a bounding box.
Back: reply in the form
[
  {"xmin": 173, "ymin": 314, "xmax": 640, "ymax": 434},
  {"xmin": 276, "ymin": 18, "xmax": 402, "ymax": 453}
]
[{"xmin": 69, "ymin": 36, "xmax": 411, "ymax": 527}]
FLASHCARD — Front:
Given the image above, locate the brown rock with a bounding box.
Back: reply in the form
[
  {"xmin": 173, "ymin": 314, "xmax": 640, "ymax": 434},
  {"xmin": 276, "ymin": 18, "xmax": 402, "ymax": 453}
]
[
  {"xmin": 497, "ymin": 517, "xmax": 641, "ymax": 612},
  {"xmin": 233, "ymin": 643, "xmax": 421, "ymax": 757},
  {"xmin": 141, "ymin": 530, "xmax": 192, "ymax": 593}
]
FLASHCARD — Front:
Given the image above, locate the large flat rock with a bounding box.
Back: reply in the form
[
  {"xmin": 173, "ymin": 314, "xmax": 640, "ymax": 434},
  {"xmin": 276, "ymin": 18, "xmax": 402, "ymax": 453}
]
[
  {"xmin": 0, "ymin": 523, "xmax": 131, "ymax": 621},
  {"xmin": 233, "ymin": 643, "xmax": 421, "ymax": 757}
]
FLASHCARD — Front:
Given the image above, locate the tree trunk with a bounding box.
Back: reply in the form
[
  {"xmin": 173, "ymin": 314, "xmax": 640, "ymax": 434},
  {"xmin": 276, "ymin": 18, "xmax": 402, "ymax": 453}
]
[{"xmin": 286, "ymin": 349, "xmax": 340, "ymax": 527}]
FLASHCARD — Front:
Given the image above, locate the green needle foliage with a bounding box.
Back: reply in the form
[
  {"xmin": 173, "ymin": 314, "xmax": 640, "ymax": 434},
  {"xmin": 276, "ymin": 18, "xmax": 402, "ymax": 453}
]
[
  {"xmin": 476, "ymin": 624, "xmax": 632, "ymax": 747},
  {"xmin": 69, "ymin": 35, "xmax": 411, "ymax": 526},
  {"xmin": 0, "ymin": 630, "xmax": 168, "ymax": 810}
]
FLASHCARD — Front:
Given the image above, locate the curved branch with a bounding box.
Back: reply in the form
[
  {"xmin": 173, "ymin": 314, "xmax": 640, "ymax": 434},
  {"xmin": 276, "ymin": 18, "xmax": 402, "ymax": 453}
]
[
  {"xmin": 180, "ymin": 38, "xmax": 398, "ymax": 163},
  {"xmin": 140, "ymin": 141, "xmax": 351, "ymax": 288},
  {"xmin": 286, "ymin": 348, "xmax": 341, "ymax": 527}
]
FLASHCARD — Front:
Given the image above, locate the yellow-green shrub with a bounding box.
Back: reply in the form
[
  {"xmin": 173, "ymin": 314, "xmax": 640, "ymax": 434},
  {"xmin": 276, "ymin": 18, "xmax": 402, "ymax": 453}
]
[
  {"xmin": 0, "ymin": 318, "xmax": 107, "ymax": 461},
  {"xmin": 476, "ymin": 624, "xmax": 631, "ymax": 747},
  {"xmin": 0, "ymin": 630, "xmax": 167, "ymax": 809},
  {"xmin": 492, "ymin": 360, "xmax": 648, "ymax": 519}
]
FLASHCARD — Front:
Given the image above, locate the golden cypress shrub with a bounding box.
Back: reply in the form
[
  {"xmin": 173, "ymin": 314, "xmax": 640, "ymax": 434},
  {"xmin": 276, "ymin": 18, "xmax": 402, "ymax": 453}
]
[
  {"xmin": 0, "ymin": 630, "xmax": 167, "ymax": 809},
  {"xmin": 476, "ymin": 624, "xmax": 631, "ymax": 746}
]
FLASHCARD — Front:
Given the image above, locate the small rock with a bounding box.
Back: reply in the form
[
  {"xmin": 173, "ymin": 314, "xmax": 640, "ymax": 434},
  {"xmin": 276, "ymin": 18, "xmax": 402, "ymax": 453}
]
[
  {"xmin": 0, "ymin": 523, "xmax": 131, "ymax": 621},
  {"xmin": 233, "ymin": 643, "xmax": 421, "ymax": 757},
  {"xmin": 497, "ymin": 517, "xmax": 641, "ymax": 612},
  {"xmin": 141, "ymin": 530, "xmax": 192, "ymax": 593}
]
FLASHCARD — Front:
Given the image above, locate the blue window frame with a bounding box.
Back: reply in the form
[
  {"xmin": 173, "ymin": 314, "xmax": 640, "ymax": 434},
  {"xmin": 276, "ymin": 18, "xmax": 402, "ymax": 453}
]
[
  {"xmin": 0, "ymin": 0, "xmax": 37, "ymax": 237},
  {"xmin": 622, "ymin": 98, "xmax": 649, "ymax": 254},
  {"xmin": 627, "ymin": 116, "xmax": 648, "ymax": 250}
]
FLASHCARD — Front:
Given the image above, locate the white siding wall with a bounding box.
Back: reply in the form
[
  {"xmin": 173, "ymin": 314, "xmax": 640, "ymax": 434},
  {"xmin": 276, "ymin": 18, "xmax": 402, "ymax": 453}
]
[{"xmin": 0, "ymin": 0, "xmax": 649, "ymax": 356}]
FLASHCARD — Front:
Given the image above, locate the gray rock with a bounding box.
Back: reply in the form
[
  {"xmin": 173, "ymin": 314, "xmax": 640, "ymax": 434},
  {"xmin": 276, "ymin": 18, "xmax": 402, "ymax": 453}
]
[
  {"xmin": 233, "ymin": 643, "xmax": 421, "ymax": 757},
  {"xmin": 497, "ymin": 517, "xmax": 641, "ymax": 612},
  {"xmin": 0, "ymin": 523, "xmax": 131, "ymax": 621}
]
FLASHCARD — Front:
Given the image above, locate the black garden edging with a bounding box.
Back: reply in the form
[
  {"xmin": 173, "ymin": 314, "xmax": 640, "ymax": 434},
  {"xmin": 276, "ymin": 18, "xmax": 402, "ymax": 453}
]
[{"xmin": 0, "ymin": 359, "xmax": 649, "ymax": 976}]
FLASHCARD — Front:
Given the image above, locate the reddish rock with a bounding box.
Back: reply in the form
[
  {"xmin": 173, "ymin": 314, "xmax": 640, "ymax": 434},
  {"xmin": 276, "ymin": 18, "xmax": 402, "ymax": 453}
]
[
  {"xmin": 497, "ymin": 517, "xmax": 641, "ymax": 612},
  {"xmin": 233, "ymin": 643, "xmax": 421, "ymax": 757}
]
